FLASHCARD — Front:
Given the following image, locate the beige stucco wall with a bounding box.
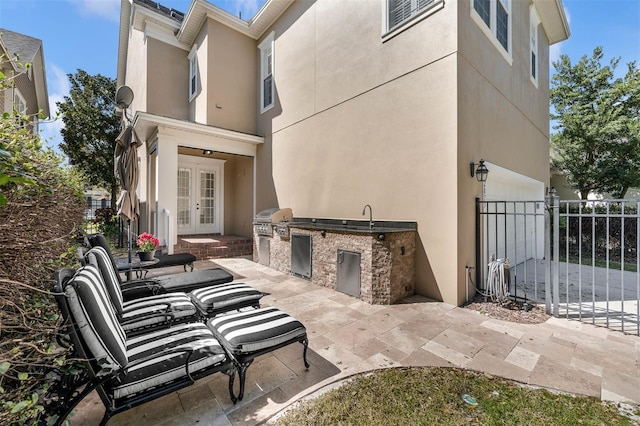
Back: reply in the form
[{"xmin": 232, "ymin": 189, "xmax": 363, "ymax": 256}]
[
  {"xmin": 455, "ymin": 0, "xmax": 552, "ymax": 305},
  {"xmin": 204, "ymin": 20, "xmax": 257, "ymax": 134},
  {"xmin": 255, "ymin": 0, "xmax": 460, "ymax": 303},
  {"xmin": 147, "ymin": 38, "xmax": 189, "ymax": 120}
]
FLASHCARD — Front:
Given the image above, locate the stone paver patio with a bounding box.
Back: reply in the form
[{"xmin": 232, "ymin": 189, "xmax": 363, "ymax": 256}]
[{"xmin": 69, "ymin": 257, "xmax": 640, "ymax": 425}]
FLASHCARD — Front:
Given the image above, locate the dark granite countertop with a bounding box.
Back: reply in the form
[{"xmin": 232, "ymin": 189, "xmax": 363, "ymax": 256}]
[{"xmin": 289, "ymin": 218, "xmax": 417, "ymax": 234}]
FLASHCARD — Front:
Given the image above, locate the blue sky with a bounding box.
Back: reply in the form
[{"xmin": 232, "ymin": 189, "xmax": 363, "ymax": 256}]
[{"xmin": 0, "ymin": 0, "xmax": 638, "ymax": 150}]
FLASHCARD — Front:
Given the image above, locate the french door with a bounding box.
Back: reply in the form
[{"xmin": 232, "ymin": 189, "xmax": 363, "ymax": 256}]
[{"xmin": 177, "ymin": 155, "xmax": 224, "ymax": 235}]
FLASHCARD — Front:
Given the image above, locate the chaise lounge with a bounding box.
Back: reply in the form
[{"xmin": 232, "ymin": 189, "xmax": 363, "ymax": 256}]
[
  {"xmin": 84, "ymin": 247, "xmax": 265, "ymax": 336},
  {"xmin": 53, "ymin": 265, "xmax": 310, "ymax": 424},
  {"xmin": 83, "ymin": 234, "xmax": 234, "ymax": 300}
]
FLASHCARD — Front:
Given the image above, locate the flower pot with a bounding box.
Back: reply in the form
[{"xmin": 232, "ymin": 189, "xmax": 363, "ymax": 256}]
[{"xmin": 138, "ymin": 251, "xmax": 155, "ymax": 262}]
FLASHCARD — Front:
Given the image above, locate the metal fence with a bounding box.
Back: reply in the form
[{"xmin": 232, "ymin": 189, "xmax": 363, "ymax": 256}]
[
  {"xmin": 83, "ymin": 197, "xmax": 128, "ymax": 248},
  {"xmin": 549, "ymin": 195, "xmax": 640, "ymax": 335},
  {"xmin": 475, "ymin": 198, "xmax": 547, "ymax": 304},
  {"xmin": 476, "ymin": 194, "xmax": 640, "ymax": 335}
]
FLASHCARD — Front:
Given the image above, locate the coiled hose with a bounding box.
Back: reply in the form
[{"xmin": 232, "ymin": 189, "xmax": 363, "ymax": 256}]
[{"xmin": 481, "ymin": 257, "xmax": 510, "ymax": 303}]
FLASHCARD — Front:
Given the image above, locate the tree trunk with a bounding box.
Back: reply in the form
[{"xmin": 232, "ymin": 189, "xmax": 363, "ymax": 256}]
[{"xmin": 111, "ymin": 183, "xmax": 118, "ymax": 209}]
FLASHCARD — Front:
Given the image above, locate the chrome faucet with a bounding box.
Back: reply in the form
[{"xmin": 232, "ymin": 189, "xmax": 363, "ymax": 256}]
[{"xmin": 362, "ymin": 204, "xmax": 373, "ymax": 230}]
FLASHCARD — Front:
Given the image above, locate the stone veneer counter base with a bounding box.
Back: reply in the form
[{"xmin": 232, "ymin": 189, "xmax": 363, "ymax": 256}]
[{"xmin": 254, "ymin": 219, "xmax": 416, "ymax": 305}]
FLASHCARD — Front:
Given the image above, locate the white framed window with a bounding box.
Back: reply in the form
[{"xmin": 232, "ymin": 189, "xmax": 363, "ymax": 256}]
[
  {"xmin": 471, "ymin": 0, "xmax": 512, "ymax": 63},
  {"xmin": 258, "ymin": 32, "xmax": 274, "ymax": 113},
  {"xmin": 386, "ymin": 0, "xmax": 443, "ymax": 31},
  {"xmin": 530, "ymin": 5, "xmax": 541, "ymax": 86},
  {"xmin": 13, "ymin": 90, "xmax": 26, "ymax": 115},
  {"xmin": 188, "ymin": 44, "xmax": 198, "ymax": 101}
]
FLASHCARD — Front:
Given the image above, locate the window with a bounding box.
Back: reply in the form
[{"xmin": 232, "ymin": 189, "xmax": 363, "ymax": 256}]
[
  {"xmin": 530, "ymin": 5, "xmax": 541, "ymax": 85},
  {"xmin": 13, "ymin": 91, "xmax": 28, "ymax": 128},
  {"xmin": 258, "ymin": 32, "xmax": 274, "ymax": 113},
  {"xmin": 13, "ymin": 91, "xmax": 26, "ymax": 115},
  {"xmin": 188, "ymin": 45, "xmax": 198, "ymax": 100},
  {"xmin": 471, "ymin": 0, "xmax": 511, "ymax": 59},
  {"xmin": 385, "ymin": 0, "xmax": 444, "ymax": 36}
]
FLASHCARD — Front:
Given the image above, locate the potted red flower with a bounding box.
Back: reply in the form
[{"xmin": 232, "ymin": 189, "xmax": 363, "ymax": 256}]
[{"xmin": 136, "ymin": 232, "xmax": 159, "ymax": 261}]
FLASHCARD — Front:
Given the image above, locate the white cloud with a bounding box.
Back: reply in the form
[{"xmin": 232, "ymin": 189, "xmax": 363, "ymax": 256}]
[
  {"xmin": 40, "ymin": 64, "xmax": 69, "ymax": 151},
  {"xmin": 67, "ymin": 0, "xmax": 120, "ymax": 23}
]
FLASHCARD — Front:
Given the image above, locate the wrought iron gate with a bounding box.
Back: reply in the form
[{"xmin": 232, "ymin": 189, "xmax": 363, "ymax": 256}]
[{"xmin": 476, "ymin": 192, "xmax": 640, "ymax": 335}]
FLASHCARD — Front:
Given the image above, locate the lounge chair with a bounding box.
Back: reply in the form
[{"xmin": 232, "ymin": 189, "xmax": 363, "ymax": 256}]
[
  {"xmin": 84, "ymin": 247, "xmax": 265, "ymax": 335},
  {"xmin": 52, "ymin": 266, "xmax": 237, "ymax": 426},
  {"xmin": 82, "ymin": 234, "xmax": 234, "ymax": 300},
  {"xmin": 53, "ymin": 266, "xmax": 310, "ymax": 424}
]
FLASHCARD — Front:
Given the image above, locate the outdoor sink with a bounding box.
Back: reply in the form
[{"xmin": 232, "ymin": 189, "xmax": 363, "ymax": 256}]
[{"xmin": 289, "ymin": 218, "xmax": 417, "ymax": 234}]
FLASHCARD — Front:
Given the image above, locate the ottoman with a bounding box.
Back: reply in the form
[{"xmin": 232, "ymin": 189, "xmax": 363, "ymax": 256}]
[
  {"xmin": 190, "ymin": 282, "xmax": 266, "ymax": 317},
  {"xmin": 207, "ymin": 307, "xmax": 309, "ymax": 402}
]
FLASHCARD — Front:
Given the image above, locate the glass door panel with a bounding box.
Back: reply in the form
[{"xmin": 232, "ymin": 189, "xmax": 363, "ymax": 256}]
[{"xmin": 177, "ymin": 167, "xmax": 193, "ymax": 232}]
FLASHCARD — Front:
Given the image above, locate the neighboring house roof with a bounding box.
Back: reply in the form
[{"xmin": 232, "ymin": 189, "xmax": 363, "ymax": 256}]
[
  {"xmin": 0, "ymin": 28, "xmax": 41, "ymax": 69},
  {"xmin": 0, "ymin": 28, "xmax": 50, "ymax": 118}
]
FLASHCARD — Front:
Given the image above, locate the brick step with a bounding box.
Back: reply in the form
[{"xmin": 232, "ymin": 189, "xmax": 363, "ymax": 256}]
[{"xmin": 173, "ymin": 234, "xmax": 253, "ymax": 261}]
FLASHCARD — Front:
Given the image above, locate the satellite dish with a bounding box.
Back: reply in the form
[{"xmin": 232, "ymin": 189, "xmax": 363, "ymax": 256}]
[{"xmin": 115, "ymin": 85, "xmax": 134, "ymax": 109}]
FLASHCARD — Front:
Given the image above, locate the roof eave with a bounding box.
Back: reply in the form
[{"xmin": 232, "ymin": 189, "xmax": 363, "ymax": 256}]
[
  {"xmin": 116, "ymin": 0, "xmax": 132, "ymax": 89},
  {"xmin": 177, "ymin": 0, "xmax": 294, "ymax": 44},
  {"xmin": 533, "ymin": 0, "xmax": 570, "ymax": 45}
]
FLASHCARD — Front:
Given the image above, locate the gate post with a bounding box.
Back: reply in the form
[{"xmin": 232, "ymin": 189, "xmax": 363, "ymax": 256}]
[
  {"xmin": 545, "ymin": 189, "xmax": 559, "ymax": 316},
  {"xmin": 545, "ymin": 194, "xmax": 551, "ymax": 315},
  {"xmin": 552, "ymin": 190, "xmax": 559, "ymax": 317}
]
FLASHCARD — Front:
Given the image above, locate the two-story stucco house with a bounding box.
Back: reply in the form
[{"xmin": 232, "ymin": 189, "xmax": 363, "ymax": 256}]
[
  {"xmin": 0, "ymin": 28, "xmax": 50, "ymax": 131},
  {"xmin": 117, "ymin": 0, "xmax": 569, "ymax": 306}
]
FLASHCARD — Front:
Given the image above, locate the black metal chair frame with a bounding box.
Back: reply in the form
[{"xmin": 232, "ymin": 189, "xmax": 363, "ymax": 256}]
[{"xmin": 52, "ymin": 269, "xmax": 238, "ymax": 426}]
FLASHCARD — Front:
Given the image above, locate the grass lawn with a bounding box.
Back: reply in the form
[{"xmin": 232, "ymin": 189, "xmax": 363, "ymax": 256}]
[{"xmin": 275, "ymin": 367, "xmax": 638, "ymax": 425}]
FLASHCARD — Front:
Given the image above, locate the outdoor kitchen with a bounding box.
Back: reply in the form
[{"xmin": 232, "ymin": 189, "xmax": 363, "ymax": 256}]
[{"xmin": 253, "ymin": 208, "xmax": 417, "ymax": 305}]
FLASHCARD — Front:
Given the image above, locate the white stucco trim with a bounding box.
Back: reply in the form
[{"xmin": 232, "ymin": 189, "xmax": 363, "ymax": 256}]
[
  {"xmin": 133, "ymin": 112, "xmax": 264, "ymax": 150},
  {"xmin": 144, "ymin": 20, "xmax": 189, "ymax": 51}
]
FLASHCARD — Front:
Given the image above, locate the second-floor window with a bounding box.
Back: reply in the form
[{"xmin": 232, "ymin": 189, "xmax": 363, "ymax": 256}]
[
  {"xmin": 530, "ymin": 5, "xmax": 541, "ymax": 85},
  {"xmin": 472, "ymin": 0, "xmax": 511, "ymax": 57},
  {"xmin": 385, "ymin": 0, "xmax": 443, "ymax": 35},
  {"xmin": 258, "ymin": 32, "xmax": 274, "ymax": 113},
  {"xmin": 188, "ymin": 45, "xmax": 198, "ymax": 100}
]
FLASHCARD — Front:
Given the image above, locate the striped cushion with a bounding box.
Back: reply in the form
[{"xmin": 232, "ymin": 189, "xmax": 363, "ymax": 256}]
[
  {"xmin": 85, "ymin": 247, "xmax": 124, "ymax": 313},
  {"xmin": 65, "ymin": 265, "xmax": 127, "ymax": 375},
  {"xmin": 86, "ymin": 247, "xmax": 199, "ymax": 334},
  {"xmin": 111, "ymin": 322, "xmax": 227, "ymax": 399},
  {"xmin": 208, "ymin": 307, "xmax": 306, "ymax": 354},
  {"xmin": 190, "ymin": 283, "xmax": 264, "ymax": 315},
  {"xmin": 121, "ymin": 293, "xmax": 198, "ymax": 334}
]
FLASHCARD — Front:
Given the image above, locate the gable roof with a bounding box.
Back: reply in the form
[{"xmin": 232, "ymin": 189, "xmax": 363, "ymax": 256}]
[
  {"xmin": 0, "ymin": 28, "xmax": 50, "ymax": 118},
  {"xmin": 0, "ymin": 28, "xmax": 42, "ymax": 70}
]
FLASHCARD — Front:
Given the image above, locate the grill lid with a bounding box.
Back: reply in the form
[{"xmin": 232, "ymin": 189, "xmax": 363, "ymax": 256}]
[{"xmin": 255, "ymin": 207, "xmax": 292, "ymax": 223}]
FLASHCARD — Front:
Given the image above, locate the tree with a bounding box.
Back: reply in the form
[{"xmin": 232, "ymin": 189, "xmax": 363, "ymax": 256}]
[
  {"xmin": 57, "ymin": 70, "xmax": 121, "ymax": 204},
  {"xmin": 551, "ymin": 47, "xmax": 640, "ymax": 199}
]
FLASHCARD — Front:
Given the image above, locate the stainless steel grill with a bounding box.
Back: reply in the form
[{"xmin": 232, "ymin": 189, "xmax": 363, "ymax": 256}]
[{"xmin": 254, "ymin": 208, "xmax": 292, "ymax": 236}]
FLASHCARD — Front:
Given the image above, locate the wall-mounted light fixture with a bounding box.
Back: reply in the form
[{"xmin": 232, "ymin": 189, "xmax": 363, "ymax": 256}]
[
  {"xmin": 470, "ymin": 159, "xmax": 489, "ymax": 182},
  {"xmin": 202, "ymin": 149, "xmax": 213, "ymax": 155}
]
